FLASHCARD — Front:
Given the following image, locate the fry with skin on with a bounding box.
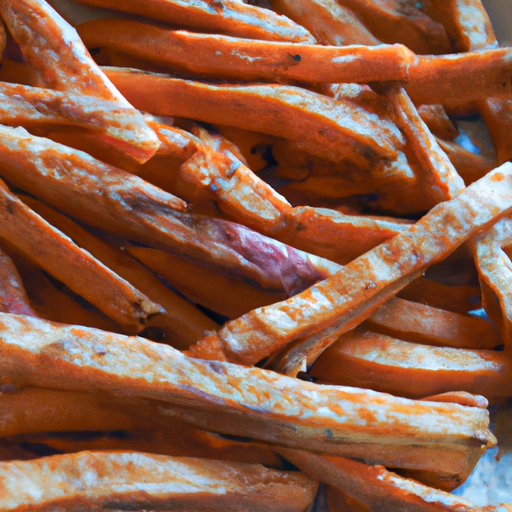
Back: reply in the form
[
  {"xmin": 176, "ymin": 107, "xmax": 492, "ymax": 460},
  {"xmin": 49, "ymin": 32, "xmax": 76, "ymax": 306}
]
[
  {"xmin": 74, "ymin": 0, "xmax": 315, "ymax": 43},
  {"xmin": 77, "ymin": 20, "xmax": 413, "ymax": 84},
  {"xmin": 0, "ymin": 179, "xmax": 161, "ymax": 333},
  {"xmin": 0, "ymin": 312, "xmax": 495, "ymax": 478},
  {"xmin": 0, "ymin": 125, "xmax": 330, "ymax": 296},
  {"xmin": 0, "ymin": 246, "xmax": 37, "ymax": 317},
  {"xmin": 310, "ymin": 328, "xmax": 512, "ymax": 399},
  {"xmin": 0, "ymin": 451, "xmax": 318, "ymax": 512},
  {"xmin": 0, "ymin": 0, "xmax": 160, "ymax": 163},
  {"xmin": 189, "ymin": 162, "xmax": 512, "ymax": 366}
]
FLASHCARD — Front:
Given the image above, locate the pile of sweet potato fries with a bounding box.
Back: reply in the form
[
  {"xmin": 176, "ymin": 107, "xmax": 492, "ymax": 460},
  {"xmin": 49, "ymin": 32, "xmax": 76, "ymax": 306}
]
[{"xmin": 0, "ymin": 0, "xmax": 512, "ymax": 509}]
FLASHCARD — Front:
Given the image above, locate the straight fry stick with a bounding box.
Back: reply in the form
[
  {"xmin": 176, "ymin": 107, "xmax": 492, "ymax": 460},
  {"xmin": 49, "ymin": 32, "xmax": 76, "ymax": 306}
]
[
  {"xmin": 0, "ymin": 451, "xmax": 318, "ymax": 512},
  {"xmin": 0, "ymin": 125, "xmax": 328, "ymax": 295},
  {"xmin": 0, "ymin": 313, "xmax": 495, "ymax": 476},
  {"xmin": 0, "ymin": 81, "xmax": 160, "ymax": 161},
  {"xmin": 0, "ymin": 179, "xmax": 161, "ymax": 333},
  {"xmin": 309, "ymin": 329, "xmax": 512, "ymax": 399},
  {"xmin": 0, "ymin": 246, "xmax": 37, "ymax": 317},
  {"xmin": 74, "ymin": 0, "xmax": 315, "ymax": 43},
  {"xmin": 23, "ymin": 195, "xmax": 219, "ymax": 348},
  {"xmin": 0, "ymin": 0, "xmax": 160, "ymax": 163},
  {"xmin": 279, "ymin": 448, "xmax": 510, "ymax": 512},
  {"xmin": 104, "ymin": 67, "xmax": 406, "ymax": 166},
  {"xmin": 270, "ymin": 0, "xmax": 381, "ymax": 46},
  {"xmin": 189, "ymin": 162, "xmax": 512, "ymax": 365},
  {"xmin": 77, "ymin": 20, "xmax": 412, "ymax": 84},
  {"xmin": 363, "ymin": 297, "xmax": 501, "ymax": 350}
]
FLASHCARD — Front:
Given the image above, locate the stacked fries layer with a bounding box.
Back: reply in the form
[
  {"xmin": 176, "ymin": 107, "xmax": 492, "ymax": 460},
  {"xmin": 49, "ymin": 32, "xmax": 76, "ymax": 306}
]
[{"xmin": 0, "ymin": 0, "xmax": 511, "ymax": 509}]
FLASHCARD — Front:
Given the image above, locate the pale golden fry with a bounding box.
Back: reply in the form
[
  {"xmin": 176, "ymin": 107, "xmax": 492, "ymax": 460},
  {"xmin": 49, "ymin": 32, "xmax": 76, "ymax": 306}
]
[{"xmin": 0, "ymin": 313, "xmax": 495, "ymax": 477}]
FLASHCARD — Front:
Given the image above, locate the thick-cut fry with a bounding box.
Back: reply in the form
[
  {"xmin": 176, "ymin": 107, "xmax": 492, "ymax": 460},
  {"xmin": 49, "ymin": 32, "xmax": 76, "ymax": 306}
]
[
  {"xmin": 104, "ymin": 67, "xmax": 406, "ymax": 166},
  {"xmin": 363, "ymin": 297, "xmax": 501, "ymax": 350},
  {"xmin": 0, "ymin": 451, "xmax": 318, "ymax": 512},
  {"xmin": 279, "ymin": 448, "xmax": 512, "ymax": 512},
  {"xmin": 23, "ymin": 195, "xmax": 219, "ymax": 348},
  {"xmin": 0, "ymin": 125, "xmax": 329, "ymax": 295},
  {"xmin": 417, "ymin": 105, "xmax": 458, "ymax": 142},
  {"xmin": 310, "ymin": 329, "xmax": 512, "ymax": 399},
  {"xmin": 189, "ymin": 162, "xmax": 512, "ymax": 365},
  {"xmin": 78, "ymin": 20, "xmax": 412, "ymax": 84},
  {"xmin": 0, "ymin": 19, "xmax": 5, "ymax": 58},
  {"xmin": 0, "ymin": 246, "xmax": 37, "ymax": 317},
  {"xmin": 270, "ymin": 0, "xmax": 381, "ymax": 46},
  {"xmin": 0, "ymin": 313, "xmax": 495, "ymax": 476},
  {"xmin": 74, "ymin": 0, "xmax": 315, "ymax": 43},
  {"xmin": 0, "ymin": 0, "xmax": 160, "ymax": 162},
  {"xmin": 0, "ymin": 179, "xmax": 161, "ymax": 333}
]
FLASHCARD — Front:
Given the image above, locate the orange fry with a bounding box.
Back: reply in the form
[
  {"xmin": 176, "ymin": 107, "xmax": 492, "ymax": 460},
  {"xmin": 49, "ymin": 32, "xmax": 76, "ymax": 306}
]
[
  {"xmin": 0, "ymin": 18, "xmax": 5, "ymax": 58},
  {"xmin": 74, "ymin": 0, "xmax": 315, "ymax": 43},
  {"xmin": 23, "ymin": 196, "xmax": 219, "ymax": 348},
  {"xmin": 0, "ymin": 125, "xmax": 328, "ymax": 295},
  {"xmin": 279, "ymin": 448, "xmax": 511, "ymax": 512},
  {"xmin": 336, "ymin": 0, "xmax": 452, "ymax": 54},
  {"xmin": 0, "ymin": 246, "xmax": 37, "ymax": 317},
  {"xmin": 0, "ymin": 313, "xmax": 495, "ymax": 475},
  {"xmin": 0, "ymin": 180, "xmax": 161, "ymax": 333},
  {"xmin": 78, "ymin": 20, "xmax": 412, "ymax": 84},
  {"xmin": 0, "ymin": 0, "xmax": 160, "ymax": 162},
  {"xmin": 417, "ymin": 105, "xmax": 458, "ymax": 142},
  {"xmin": 270, "ymin": 0, "xmax": 381, "ymax": 46},
  {"xmin": 363, "ymin": 297, "xmax": 501, "ymax": 350},
  {"xmin": 189, "ymin": 162, "xmax": 512, "ymax": 365},
  {"xmin": 0, "ymin": 81, "xmax": 160, "ymax": 161},
  {"xmin": 0, "ymin": 451, "xmax": 318, "ymax": 512},
  {"xmin": 104, "ymin": 67, "xmax": 406, "ymax": 166},
  {"xmin": 310, "ymin": 328, "xmax": 512, "ymax": 399}
]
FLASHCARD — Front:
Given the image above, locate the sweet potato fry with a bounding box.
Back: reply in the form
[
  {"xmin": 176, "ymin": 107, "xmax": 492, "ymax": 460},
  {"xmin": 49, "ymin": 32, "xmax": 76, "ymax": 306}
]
[
  {"xmin": 398, "ymin": 277, "xmax": 481, "ymax": 315},
  {"xmin": 23, "ymin": 195, "xmax": 219, "ymax": 348},
  {"xmin": 0, "ymin": 313, "xmax": 495, "ymax": 476},
  {"xmin": 363, "ymin": 297, "xmax": 501, "ymax": 350},
  {"xmin": 104, "ymin": 67, "xmax": 406, "ymax": 166},
  {"xmin": 0, "ymin": 179, "xmax": 161, "ymax": 333},
  {"xmin": 0, "ymin": 81, "xmax": 161, "ymax": 161},
  {"xmin": 336, "ymin": 0, "xmax": 452, "ymax": 54},
  {"xmin": 0, "ymin": 451, "xmax": 318, "ymax": 511},
  {"xmin": 310, "ymin": 328, "xmax": 512, "ymax": 399},
  {"xmin": 279, "ymin": 448, "xmax": 511, "ymax": 512},
  {"xmin": 189, "ymin": 162, "xmax": 512, "ymax": 365},
  {"xmin": 128, "ymin": 246, "xmax": 287, "ymax": 319},
  {"xmin": 270, "ymin": 0, "xmax": 381, "ymax": 46},
  {"xmin": 0, "ymin": 0, "xmax": 160, "ymax": 162},
  {"xmin": 74, "ymin": 0, "xmax": 315, "ymax": 43},
  {"xmin": 78, "ymin": 20, "xmax": 412, "ymax": 84},
  {"xmin": 417, "ymin": 105, "xmax": 459, "ymax": 142},
  {"xmin": 0, "ymin": 125, "xmax": 328, "ymax": 295},
  {"xmin": 0, "ymin": 18, "xmax": 5, "ymax": 58},
  {"xmin": 0, "ymin": 245, "xmax": 37, "ymax": 317}
]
